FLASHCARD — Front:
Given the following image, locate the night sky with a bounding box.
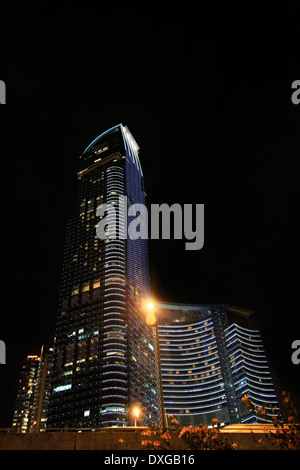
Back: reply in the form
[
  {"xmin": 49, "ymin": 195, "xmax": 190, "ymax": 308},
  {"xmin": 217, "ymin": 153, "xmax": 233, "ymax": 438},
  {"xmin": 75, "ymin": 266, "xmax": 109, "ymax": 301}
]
[{"xmin": 0, "ymin": 12, "xmax": 299, "ymax": 428}]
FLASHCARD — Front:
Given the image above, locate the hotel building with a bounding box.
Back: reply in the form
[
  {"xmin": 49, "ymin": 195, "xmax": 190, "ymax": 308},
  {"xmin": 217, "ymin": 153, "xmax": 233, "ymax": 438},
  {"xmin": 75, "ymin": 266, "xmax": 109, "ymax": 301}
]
[{"xmin": 156, "ymin": 302, "xmax": 278, "ymax": 426}]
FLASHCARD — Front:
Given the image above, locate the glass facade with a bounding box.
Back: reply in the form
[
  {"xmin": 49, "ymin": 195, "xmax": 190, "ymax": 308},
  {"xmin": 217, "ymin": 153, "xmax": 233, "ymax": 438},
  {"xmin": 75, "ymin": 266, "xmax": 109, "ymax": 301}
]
[
  {"xmin": 156, "ymin": 302, "xmax": 278, "ymax": 426},
  {"xmin": 47, "ymin": 125, "xmax": 158, "ymax": 428}
]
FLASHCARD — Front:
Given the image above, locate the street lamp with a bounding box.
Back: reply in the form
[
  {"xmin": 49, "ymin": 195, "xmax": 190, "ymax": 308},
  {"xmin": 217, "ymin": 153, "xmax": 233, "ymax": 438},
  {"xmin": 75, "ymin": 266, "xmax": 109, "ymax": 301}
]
[
  {"xmin": 146, "ymin": 300, "xmax": 166, "ymax": 431},
  {"xmin": 133, "ymin": 406, "xmax": 140, "ymax": 427}
]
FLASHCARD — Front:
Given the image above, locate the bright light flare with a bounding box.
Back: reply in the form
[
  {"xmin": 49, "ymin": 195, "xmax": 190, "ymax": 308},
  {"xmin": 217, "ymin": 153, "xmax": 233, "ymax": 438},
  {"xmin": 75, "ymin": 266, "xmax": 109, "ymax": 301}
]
[
  {"xmin": 146, "ymin": 301, "xmax": 156, "ymax": 325},
  {"xmin": 142, "ymin": 300, "xmax": 157, "ymax": 325}
]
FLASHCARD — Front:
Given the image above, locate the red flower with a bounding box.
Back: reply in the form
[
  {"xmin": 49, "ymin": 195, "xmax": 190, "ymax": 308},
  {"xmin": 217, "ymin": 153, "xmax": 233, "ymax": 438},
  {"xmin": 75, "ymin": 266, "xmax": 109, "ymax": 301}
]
[{"xmin": 141, "ymin": 440, "xmax": 152, "ymax": 446}]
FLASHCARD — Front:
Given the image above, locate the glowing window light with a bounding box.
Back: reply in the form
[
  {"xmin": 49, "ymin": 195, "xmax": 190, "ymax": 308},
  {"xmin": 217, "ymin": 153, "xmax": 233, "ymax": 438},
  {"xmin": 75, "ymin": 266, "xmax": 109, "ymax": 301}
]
[{"xmin": 53, "ymin": 384, "xmax": 72, "ymax": 393}]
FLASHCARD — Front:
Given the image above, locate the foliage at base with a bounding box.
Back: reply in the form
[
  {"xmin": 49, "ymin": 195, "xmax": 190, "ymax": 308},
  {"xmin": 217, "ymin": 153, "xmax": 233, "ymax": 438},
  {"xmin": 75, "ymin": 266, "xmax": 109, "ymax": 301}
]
[
  {"xmin": 140, "ymin": 416, "xmax": 238, "ymax": 450},
  {"xmin": 242, "ymin": 391, "xmax": 300, "ymax": 450}
]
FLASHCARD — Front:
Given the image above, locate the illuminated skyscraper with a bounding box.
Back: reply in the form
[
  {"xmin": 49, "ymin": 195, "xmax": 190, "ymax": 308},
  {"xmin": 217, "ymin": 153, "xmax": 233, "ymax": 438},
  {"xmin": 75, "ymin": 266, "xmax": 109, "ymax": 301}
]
[
  {"xmin": 156, "ymin": 302, "xmax": 278, "ymax": 426},
  {"xmin": 47, "ymin": 125, "xmax": 158, "ymax": 428},
  {"xmin": 12, "ymin": 347, "xmax": 53, "ymax": 432}
]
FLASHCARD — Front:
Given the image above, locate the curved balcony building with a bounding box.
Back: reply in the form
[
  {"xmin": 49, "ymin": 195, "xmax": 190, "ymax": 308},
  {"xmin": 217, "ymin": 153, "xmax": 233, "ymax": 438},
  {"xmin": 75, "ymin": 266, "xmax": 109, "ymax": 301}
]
[
  {"xmin": 225, "ymin": 323, "xmax": 279, "ymax": 423},
  {"xmin": 157, "ymin": 302, "xmax": 279, "ymax": 426},
  {"xmin": 157, "ymin": 303, "xmax": 232, "ymax": 426}
]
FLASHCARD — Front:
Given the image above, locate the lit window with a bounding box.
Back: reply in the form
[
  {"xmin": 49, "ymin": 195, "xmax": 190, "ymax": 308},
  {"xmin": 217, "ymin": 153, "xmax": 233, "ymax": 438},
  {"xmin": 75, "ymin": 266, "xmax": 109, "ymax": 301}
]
[
  {"xmin": 106, "ymin": 351, "xmax": 124, "ymax": 357},
  {"xmin": 71, "ymin": 287, "xmax": 79, "ymax": 296},
  {"xmin": 53, "ymin": 384, "xmax": 72, "ymax": 393}
]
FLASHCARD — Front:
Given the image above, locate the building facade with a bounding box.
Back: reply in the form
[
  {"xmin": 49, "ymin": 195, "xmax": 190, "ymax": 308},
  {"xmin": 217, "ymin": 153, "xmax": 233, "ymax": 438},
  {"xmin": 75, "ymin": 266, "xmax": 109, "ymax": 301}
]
[
  {"xmin": 225, "ymin": 323, "xmax": 279, "ymax": 423},
  {"xmin": 156, "ymin": 302, "xmax": 278, "ymax": 427},
  {"xmin": 47, "ymin": 125, "xmax": 158, "ymax": 428},
  {"xmin": 12, "ymin": 347, "xmax": 53, "ymax": 432}
]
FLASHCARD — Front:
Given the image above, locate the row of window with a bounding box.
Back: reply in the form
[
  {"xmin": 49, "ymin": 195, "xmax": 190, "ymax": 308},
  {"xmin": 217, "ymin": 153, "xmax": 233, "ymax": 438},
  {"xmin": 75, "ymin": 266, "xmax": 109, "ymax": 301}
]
[{"xmin": 71, "ymin": 280, "xmax": 100, "ymax": 296}]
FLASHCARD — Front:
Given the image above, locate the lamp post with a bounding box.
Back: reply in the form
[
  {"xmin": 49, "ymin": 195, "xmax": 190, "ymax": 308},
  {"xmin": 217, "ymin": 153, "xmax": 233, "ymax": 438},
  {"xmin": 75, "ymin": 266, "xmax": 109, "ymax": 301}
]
[
  {"xmin": 146, "ymin": 301, "xmax": 166, "ymax": 431},
  {"xmin": 133, "ymin": 406, "xmax": 140, "ymax": 427}
]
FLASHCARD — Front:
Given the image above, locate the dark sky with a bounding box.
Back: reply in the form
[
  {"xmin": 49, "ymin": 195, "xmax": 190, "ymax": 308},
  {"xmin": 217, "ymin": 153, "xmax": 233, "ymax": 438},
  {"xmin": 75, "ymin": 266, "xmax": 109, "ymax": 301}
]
[{"xmin": 0, "ymin": 12, "xmax": 299, "ymax": 428}]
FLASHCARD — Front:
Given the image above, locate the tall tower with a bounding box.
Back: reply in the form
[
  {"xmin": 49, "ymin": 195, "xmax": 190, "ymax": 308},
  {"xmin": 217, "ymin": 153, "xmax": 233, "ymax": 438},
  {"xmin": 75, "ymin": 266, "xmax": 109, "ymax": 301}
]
[
  {"xmin": 47, "ymin": 125, "xmax": 158, "ymax": 428},
  {"xmin": 12, "ymin": 347, "xmax": 53, "ymax": 432},
  {"xmin": 12, "ymin": 354, "xmax": 41, "ymax": 432}
]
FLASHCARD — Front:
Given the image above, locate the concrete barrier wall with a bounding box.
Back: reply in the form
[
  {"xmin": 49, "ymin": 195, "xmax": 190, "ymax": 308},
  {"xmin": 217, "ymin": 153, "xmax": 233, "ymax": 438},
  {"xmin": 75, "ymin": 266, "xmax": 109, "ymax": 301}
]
[{"xmin": 0, "ymin": 429, "xmax": 274, "ymax": 450}]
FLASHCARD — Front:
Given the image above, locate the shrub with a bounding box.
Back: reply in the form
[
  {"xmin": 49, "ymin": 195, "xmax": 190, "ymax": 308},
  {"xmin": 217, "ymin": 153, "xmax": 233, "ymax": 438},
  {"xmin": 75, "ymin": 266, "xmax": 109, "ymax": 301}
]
[
  {"xmin": 140, "ymin": 415, "xmax": 237, "ymax": 450},
  {"xmin": 241, "ymin": 391, "xmax": 300, "ymax": 450}
]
